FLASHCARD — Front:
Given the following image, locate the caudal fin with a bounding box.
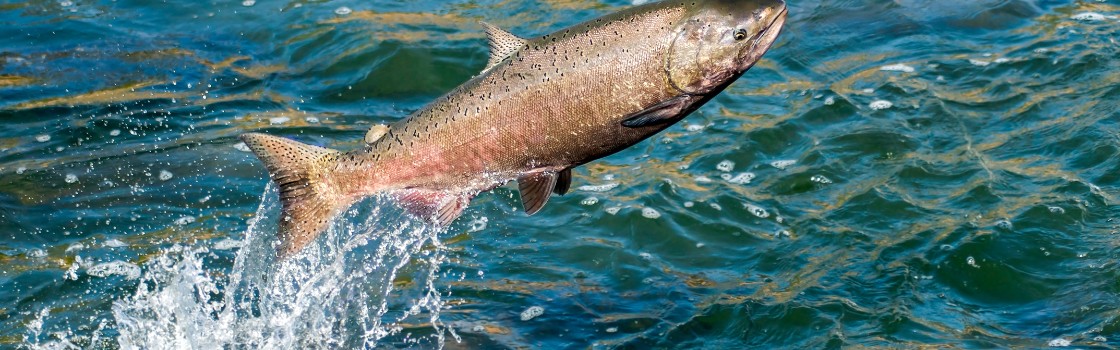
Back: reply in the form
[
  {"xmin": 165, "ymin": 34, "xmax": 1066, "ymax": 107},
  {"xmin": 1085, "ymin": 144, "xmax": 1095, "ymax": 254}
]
[{"xmin": 240, "ymin": 133, "xmax": 347, "ymax": 258}]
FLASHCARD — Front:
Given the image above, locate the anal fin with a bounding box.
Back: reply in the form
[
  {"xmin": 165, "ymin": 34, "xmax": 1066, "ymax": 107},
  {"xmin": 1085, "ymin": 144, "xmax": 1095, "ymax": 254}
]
[
  {"xmin": 518, "ymin": 171, "xmax": 558, "ymax": 215},
  {"xmin": 395, "ymin": 189, "xmax": 471, "ymax": 227}
]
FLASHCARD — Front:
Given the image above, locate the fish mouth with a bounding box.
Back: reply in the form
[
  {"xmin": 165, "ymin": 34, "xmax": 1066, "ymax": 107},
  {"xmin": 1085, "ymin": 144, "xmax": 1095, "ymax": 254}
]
[{"xmin": 737, "ymin": 5, "xmax": 787, "ymax": 73}]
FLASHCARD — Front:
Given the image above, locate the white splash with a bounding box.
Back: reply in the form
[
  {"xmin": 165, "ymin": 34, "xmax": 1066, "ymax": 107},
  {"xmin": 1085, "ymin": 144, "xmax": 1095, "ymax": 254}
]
[
  {"xmin": 519, "ymin": 306, "xmax": 544, "ymax": 321},
  {"xmin": 722, "ymin": 172, "xmax": 755, "ymax": 184},
  {"xmin": 112, "ymin": 186, "xmax": 457, "ymax": 349},
  {"xmin": 880, "ymin": 64, "xmax": 915, "ymax": 73},
  {"xmin": 716, "ymin": 160, "xmax": 735, "ymax": 172},
  {"xmin": 770, "ymin": 160, "xmax": 797, "ymax": 170},
  {"xmin": 869, "ymin": 100, "xmax": 893, "ymax": 110},
  {"xmin": 577, "ymin": 183, "xmax": 619, "ymax": 192},
  {"xmin": 87, "ymin": 261, "xmax": 142, "ymax": 280},
  {"xmin": 1071, "ymin": 12, "xmax": 1114, "ymax": 21}
]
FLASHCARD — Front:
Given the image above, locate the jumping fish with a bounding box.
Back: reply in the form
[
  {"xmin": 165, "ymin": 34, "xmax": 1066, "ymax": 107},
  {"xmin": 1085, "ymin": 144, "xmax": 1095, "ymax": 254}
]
[{"xmin": 241, "ymin": 0, "xmax": 788, "ymax": 257}]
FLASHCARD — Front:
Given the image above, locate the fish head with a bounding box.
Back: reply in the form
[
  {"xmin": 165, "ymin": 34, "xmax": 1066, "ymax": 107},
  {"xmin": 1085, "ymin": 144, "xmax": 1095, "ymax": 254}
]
[{"xmin": 667, "ymin": 0, "xmax": 787, "ymax": 95}]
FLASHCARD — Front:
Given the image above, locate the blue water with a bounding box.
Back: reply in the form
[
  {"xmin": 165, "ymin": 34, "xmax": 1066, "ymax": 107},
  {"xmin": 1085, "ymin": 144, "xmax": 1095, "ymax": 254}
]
[{"xmin": 2, "ymin": 0, "xmax": 1120, "ymax": 348}]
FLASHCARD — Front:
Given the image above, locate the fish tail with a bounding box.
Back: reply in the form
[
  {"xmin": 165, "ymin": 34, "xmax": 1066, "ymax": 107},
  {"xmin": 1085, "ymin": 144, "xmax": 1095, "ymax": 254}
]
[{"xmin": 239, "ymin": 132, "xmax": 349, "ymax": 258}]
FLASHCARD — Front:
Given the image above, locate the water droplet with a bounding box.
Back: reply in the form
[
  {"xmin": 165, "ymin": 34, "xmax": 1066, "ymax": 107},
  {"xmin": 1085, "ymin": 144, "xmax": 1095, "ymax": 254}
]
[
  {"xmin": 109, "ymin": 129, "xmax": 121, "ymax": 136},
  {"xmin": 1071, "ymin": 12, "xmax": 1113, "ymax": 21},
  {"xmin": 695, "ymin": 242, "xmax": 704, "ymax": 248},
  {"xmin": 745, "ymin": 203, "xmax": 769, "ymax": 218},
  {"xmin": 1048, "ymin": 206, "xmax": 1065, "ymax": 214},
  {"xmin": 86, "ymin": 261, "xmax": 141, "ymax": 280},
  {"xmin": 305, "ymin": 117, "xmax": 320, "ymax": 123},
  {"xmin": 241, "ymin": 0, "xmax": 255, "ymax": 6},
  {"xmin": 103, "ymin": 239, "xmax": 127, "ymax": 248},
  {"xmin": 159, "ymin": 170, "xmax": 173, "ymax": 181},
  {"xmin": 35, "ymin": 134, "xmax": 50, "ymax": 142},
  {"xmin": 175, "ymin": 216, "xmax": 196, "ymax": 225},
  {"xmin": 1048, "ymin": 338, "xmax": 1071, "ymax": 347},
  {"xmin": 580, "ymin": 197, "xmax": 598, "ymax": 206},
  {"xmin": 468, "ymin": 217, "xmax": 488, "ymax": 232},
  {"xmin": 716, "ymin": 160, "xmax": 735, "ymax": 172},
  {"xmin": 694, "ymin": 176, "xmax": 713, "ymax": 183},
  {"xmin": 212, "ymin": 239, "xmax": 242, "ymax": 250},
  {"xmin": 1093, "ymin": 336, "xmax": 1107, "ymax": 342},
  {"xmin": 684, "ymin": 123, "xmax": 705, "ymax": 131},
  {"xmin": 869, "ymin": 100, "xmax": 893, "ymax": 110},
  {"xmin": 770, "ymin": 160, "xmax": 796, "ymax": 170},
  {"xmin": 966, "ymin": 256, "xmax": 979, "ymax": 268},
  {"xmin": 810, "ymin": 175, "xmax": 832, "ymax": 184},
  {"xmin": 519, "ymin": 306, "xmax": 544, "ymax": 321},
  {"xmin": 59, "ymin": 0, "xmax": 73, "ymax": 7},
  {"xmin": 824, "ymin": 96, "xmax": 835, "ymax": 105},
  {"xmin": 65, "ymin": 174, "xmax": 78, "ymax": 183},
  {"xmin": 641, "ymin": 207, "xmax": 661, "ymax": 219},
  {"xmin": 683, "ymin": 201, "xmax": 694, "ymax": 208},
  {"xmin": 65, "ymin": 243, "xmax": 85, "ymax": 253},
  {"xmin": 710, "ymin": 203, "xmax": 722, "ymax": 211},
  {"xmin": 606, "ymin": 327, "xmax": 618, "ymax": 333},
  {"xmin": 334, "ymin": 6, "xmax": 352, "ymax": 15},
  {"xmin": 577, "ymin": 183, "xmax": 618, "ymax": 192},
  {"xmin": 996, "ymin": 219, "xmax": 1013, "ymax": 230},
  {"xmin": 725, "ymin": 172, "xmax": 755, "ymax": 184},
  {"xmin": 879, "ymin": 63, "xmax": 915, "ymax": 73}
]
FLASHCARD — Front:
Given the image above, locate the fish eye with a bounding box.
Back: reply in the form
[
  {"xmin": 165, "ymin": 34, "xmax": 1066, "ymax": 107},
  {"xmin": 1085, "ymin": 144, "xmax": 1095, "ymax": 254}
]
[{"xmin": 733, "ymin": 29, "xmax": 748, "ymax": 41}]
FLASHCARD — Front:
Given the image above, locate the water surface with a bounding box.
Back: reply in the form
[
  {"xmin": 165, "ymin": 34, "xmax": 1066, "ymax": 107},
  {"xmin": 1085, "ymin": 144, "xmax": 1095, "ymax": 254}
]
[{"xmin": 2, "ymin": 0, "xmax": 1120, "ymax": 348}]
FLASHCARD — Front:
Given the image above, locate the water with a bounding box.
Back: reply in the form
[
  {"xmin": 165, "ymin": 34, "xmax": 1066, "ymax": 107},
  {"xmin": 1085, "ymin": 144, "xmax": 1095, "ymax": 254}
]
[{"xmin": 2, "ymin": 0, "xmax": 1120, "ymax": 348}]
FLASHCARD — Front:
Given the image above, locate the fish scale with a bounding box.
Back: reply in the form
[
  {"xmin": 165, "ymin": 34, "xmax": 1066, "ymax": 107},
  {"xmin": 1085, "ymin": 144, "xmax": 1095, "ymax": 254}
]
[{"xmin": 241, "ymin": 0, "xmax": 787, "ymax": 257}]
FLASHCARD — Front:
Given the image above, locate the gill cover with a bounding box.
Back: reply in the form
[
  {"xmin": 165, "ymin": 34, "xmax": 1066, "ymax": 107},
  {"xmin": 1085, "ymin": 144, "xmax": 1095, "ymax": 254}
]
[{"xmin": 666, "ymin": 0, "xmax": 781, "ymax": 94}]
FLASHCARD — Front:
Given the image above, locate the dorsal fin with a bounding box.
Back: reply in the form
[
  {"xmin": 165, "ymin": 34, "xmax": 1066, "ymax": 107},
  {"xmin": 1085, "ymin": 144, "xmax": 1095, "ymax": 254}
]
[
  {"xmin": 481, "ymin": 22, "xmax": 526, "ymax": 70},
  {"xmin": 518, "ymin": 171, "xmax": 558, "ymax": 215}
]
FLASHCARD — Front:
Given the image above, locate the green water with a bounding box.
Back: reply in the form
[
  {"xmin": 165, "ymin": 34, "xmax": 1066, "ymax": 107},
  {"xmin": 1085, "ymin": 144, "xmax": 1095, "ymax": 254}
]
[{"xmin": 2, "ymin": 0, "xmax": 1120, "ymax": 348}]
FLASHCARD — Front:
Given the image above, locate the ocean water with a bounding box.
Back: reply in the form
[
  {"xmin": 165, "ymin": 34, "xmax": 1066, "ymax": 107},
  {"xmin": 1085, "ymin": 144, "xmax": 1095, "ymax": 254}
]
[{"xmin": 2, "ymin": 0, "xmax": 1120, "ymax": 348}]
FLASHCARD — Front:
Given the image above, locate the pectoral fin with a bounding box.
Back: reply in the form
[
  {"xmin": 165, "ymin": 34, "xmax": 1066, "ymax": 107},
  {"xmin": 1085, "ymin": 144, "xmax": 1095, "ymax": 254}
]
[
  {"xmin": 518, "ymin": 171, "xmax": 558, "ymax": 215},
  {"xmin": 620, "ymin": 95, "xmax": 693, "ymax": 128}
]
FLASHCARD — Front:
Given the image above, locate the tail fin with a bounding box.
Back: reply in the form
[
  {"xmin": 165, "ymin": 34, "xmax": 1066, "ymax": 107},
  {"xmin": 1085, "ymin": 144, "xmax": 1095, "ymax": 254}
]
[{"xmin": 240, "ymin": 133, "xmax": 347, "ymax": 258}]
